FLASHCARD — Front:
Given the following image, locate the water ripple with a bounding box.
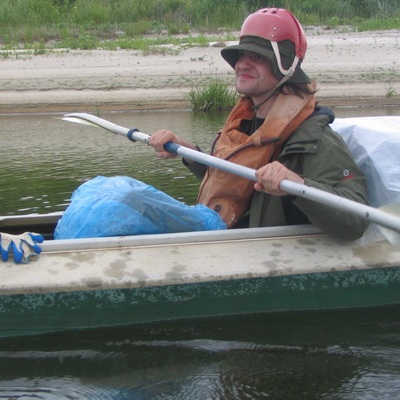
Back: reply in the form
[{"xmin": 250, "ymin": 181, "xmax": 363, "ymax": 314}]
[{"xmin": 0, "ymin": 377, "xmax": 130, "ymax": 400}]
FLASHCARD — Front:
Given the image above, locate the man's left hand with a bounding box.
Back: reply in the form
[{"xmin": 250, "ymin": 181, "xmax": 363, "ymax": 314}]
[{"xmin": 254, "ymin": 161, "xmax": 304, "ymax": 196}]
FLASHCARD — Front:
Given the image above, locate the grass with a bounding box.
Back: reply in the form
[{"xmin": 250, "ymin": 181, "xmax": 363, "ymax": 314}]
[
  {"xmin": 28, "ymin": 33, "xmax": 224, "ymax": 53},
  {"xmin": 1, "ymin": 0, "xmax": 400, "ymax": 50},
  {"xmin": 1, "ymin": 0, "xmax": 398, "ymax": 109},
  {"xmin": 386, "ymin": 83, "xmax": 397, "ymax": 98},
  {"xmin": 186, "ymin": 78, "xmax": 238, "ymax": 112}
]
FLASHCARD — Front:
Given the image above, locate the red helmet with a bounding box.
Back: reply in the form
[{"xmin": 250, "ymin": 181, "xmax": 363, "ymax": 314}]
[
  {"xmin": 240, "ymin": 8, "xmax": 307, "ymax": 61},
  {"xmin": 221, "ymin": 8, "xmax": 309, "ymax": 83}
]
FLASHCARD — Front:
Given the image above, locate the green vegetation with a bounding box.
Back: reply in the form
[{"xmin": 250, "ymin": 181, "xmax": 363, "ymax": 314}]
[
  {"xmin": 1, "ymin": 0, "xmax": 398, "ymax": 111},
  {"xmin": 0, "ymin": 0, "xmax": 399, "ymax": 50},
  {"xmin": 187, "ymin": 78, "xmax": 238, "ymax": 111}
]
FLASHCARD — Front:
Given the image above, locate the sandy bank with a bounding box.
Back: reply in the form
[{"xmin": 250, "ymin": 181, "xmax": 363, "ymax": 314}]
[{"xmin": 1, "ymin": 29, "xmax": 400, "ymax": 113}]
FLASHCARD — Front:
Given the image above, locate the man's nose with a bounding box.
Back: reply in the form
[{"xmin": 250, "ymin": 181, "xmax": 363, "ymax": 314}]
[{"xmin": 236, "ymin": 55, "xmax": 252, "ymax": 68}]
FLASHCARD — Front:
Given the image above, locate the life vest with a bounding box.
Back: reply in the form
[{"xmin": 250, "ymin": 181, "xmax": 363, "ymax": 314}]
[{"xmin": 197, "ymin": 84, "xmax": 317, "ymax": 227}]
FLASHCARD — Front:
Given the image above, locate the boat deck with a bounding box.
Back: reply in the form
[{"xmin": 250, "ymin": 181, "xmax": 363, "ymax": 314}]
[{"xmin": 1, "ymin": 213, "xmax": 400, "ymax": 338}]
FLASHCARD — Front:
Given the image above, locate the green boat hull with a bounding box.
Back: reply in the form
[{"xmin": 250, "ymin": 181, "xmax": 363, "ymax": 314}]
[
  {"xmin": 2, "ymin": 265, "xmax": 399, "ymax": 338},
  {"xmin": 1, "ymin": 214, "xmax": 400, "ymax": 338}
]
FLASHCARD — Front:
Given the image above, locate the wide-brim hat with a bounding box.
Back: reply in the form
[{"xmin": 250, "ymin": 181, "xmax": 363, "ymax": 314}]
[{"xmin": 221, "ymin": 36, "xmax": 310, "ymax": 84}]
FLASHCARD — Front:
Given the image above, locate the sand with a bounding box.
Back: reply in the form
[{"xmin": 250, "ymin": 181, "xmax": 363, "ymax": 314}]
[{"xmin": 1, "ymin": 28, "xmax": 400, "ymax": 113}]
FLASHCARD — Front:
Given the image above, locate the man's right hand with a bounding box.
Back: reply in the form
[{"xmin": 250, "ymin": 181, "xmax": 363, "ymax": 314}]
[{"xmin": 150, "ymin": 130, "xmax": 197, "ymax": 159}]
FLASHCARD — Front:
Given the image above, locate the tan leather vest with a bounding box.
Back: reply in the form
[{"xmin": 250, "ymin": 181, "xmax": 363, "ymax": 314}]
[{"xmin": 197, "ymin": 85, "xmax": 317, "ymax": 227}]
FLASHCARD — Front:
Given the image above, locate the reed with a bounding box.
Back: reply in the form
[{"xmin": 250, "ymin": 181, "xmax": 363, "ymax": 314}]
[{"xmin": 186, "ymin": 78, "xmax": 238, "ymax": 112}]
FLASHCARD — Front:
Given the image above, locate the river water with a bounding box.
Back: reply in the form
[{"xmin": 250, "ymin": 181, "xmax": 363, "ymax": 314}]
[{"xmin": 0, "ymin": 105, "xmax": 400, "ymax": 398}]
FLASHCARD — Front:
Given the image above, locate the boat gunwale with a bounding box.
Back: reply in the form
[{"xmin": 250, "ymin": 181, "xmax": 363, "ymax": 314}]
[
  {"xmin": 1, "ymin": 214, "xmax": 400, "ymax": 298},
  {"xmin": 1, "ymin": 212, "xmax": 325, "ymax": 252},
  {"xmin": 41, "ymin": 224, "xmax": 325, "ymax": 253}
]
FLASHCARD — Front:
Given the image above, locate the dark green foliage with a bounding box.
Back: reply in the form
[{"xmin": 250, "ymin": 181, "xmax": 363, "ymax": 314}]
[
  {"xmin": 0, "ymin": 0, "xmax": 399, "ymax": 46},
  {"xmin": 187, "ymin": 79, "xmax": 238, "ymax": 112}
]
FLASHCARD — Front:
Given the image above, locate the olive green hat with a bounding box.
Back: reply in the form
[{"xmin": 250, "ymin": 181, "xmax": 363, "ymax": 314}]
[{"xmin": 221, "ymin": 36, "xmax": 310, "ymax": 84}]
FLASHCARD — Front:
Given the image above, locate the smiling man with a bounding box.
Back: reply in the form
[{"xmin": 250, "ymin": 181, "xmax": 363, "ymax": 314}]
[{"xmin": 150, "ymin": 8, "xmax": 369, "ymax": 240}]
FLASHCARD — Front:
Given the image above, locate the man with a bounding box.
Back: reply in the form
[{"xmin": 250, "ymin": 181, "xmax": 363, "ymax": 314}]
[{"xmin": 150, "ymin": 8, "xmax": 369, "ymax": 240}]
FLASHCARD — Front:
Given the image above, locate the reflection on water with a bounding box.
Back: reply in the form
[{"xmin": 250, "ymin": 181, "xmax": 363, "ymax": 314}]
[
  {"xmin": 0, "ymin": 110, "xmax": 229, "ymax": 215},
  {"xmin": 0, "ymin": 306, "xmax": 399, "ymax": 399},
  {"xmin": 1, "ymin": 105, "xmax": 399, "ymax": 216},
  {"xmin": 1, "ymin": 106, "xmax": 400, "ymax": 398}
]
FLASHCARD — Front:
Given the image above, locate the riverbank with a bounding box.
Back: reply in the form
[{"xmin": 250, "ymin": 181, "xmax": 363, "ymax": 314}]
[{"xmin": 1, "ymin": 28, "xmax": 400, "ymax": 114}]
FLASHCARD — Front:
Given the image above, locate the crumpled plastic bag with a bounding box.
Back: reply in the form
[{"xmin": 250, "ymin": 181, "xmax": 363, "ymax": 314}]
[
  {"xmin": 332, "ymin": 116, "xmax": 400, "ymax": 244},
  {"xmin": 54, "ymin": 176, "xmax": 226, "ymax": 239}
]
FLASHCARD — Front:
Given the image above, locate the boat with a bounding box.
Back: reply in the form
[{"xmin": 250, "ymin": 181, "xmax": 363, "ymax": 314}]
[
  {"xmin": 1, "ymin": 114, "xmax": 400, "ymax": 339},
  {"xmin": 1, "ymin": 211, "xmax": 400, "ymax": 339}
]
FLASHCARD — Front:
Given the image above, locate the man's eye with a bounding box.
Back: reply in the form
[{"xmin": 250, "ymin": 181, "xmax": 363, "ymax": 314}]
[
  {"xmin": 237, "ymin": 52, "xmax": 267, "ymax": 63},
  {"xmin": 255, "ymin": 54, "xmax": 267, "ymax": 62}
]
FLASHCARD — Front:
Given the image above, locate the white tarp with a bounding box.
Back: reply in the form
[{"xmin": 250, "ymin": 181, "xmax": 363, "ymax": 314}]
[{"xmin": 331, "ymin": 116, "xmax": 400, "ymax": 243}]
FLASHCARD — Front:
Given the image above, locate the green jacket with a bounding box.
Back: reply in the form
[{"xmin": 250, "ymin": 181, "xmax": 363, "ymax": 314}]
[{"xmin": 186, "ymin": 112, "xmax": 369, "ymax": 241}]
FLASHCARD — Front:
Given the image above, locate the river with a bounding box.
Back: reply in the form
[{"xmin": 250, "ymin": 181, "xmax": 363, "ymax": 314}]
[{"xmin": 0, "ymin": 105, "xmax": 399, "ymax": 398}]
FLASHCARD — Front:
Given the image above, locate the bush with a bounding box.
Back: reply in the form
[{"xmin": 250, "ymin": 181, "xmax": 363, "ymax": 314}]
[
  {"xmin": 0, "ymin": 0, "xmax": 62, "ymax": 27},
  {"xmin": 187, "ymin": 78, "xmax": 238, "ymax": 112}
]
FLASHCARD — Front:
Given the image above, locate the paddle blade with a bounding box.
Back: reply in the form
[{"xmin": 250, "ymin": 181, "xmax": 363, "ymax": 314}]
[
  {"xmin": 62, "ymin": 116, "xmax": 101, "ymax": 128},
  {"xmin": 378, "ymin": 202, "xmax": 400, "ymax": 248}
]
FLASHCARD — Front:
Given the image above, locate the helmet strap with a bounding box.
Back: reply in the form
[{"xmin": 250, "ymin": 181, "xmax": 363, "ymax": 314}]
[
  {"xmin": 252, "ymin": 85, "xmax": 278, "ymax": 112},
  {"xmin": 252, "ymin": 40, "xmax": 300, "ymax": 114},
  {"xmin": 251, "ymin": 74, "xmax": 289, "ymax": 112},
  {"xmin": 271, "ymin": 41, "xmax": 300, "ymax": 77}
]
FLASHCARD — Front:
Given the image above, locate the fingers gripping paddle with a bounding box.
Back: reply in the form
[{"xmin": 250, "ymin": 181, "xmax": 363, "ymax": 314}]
[{"xmin": 63, "ymin": 112, "xmax": 400, "ymax": 247}]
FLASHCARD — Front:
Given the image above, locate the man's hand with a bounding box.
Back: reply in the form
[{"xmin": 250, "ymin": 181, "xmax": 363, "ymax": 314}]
[
  {"xmin": 149, "ymin": 130, "xmax": 198, "ymax": 160},
  {"xmin": 254, "ymin": 161, "xmax": 304, "ymax": 196},
  {"xmin": 0, "ymin": 232, "xmax": 44, "ymax": 264}
]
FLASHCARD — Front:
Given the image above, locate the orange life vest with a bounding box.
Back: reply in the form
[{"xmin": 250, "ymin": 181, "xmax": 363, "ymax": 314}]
[{"xmin": 197, "ymin": 85, "xmax": 317, "ymax": 227}]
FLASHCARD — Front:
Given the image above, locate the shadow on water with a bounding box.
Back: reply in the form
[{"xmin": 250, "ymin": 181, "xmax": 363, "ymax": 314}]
[{"xmin": 0, "ymin": 306, "xmax": 399, "ymax": 399}]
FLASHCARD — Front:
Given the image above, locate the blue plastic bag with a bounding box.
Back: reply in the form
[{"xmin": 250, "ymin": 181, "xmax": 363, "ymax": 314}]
[{"xmin": 54, "ymin": 176, "xmax": 226, "ymax": 239}]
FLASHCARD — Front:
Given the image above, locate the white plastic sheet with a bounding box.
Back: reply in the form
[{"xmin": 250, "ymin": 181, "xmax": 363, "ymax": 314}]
[{"xmin": 331, "ymin": 116, "xmax": 400, "ymax": 243}]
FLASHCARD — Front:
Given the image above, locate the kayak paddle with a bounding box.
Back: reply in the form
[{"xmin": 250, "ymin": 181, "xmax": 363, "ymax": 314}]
[{"xmin": 63, "ymin": 112, "xmax": 400, "ymax": 247}]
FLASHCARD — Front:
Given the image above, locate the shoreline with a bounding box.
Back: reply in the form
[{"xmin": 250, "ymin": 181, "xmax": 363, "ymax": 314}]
[
  {"xmin": 1, "ymin": 29, "xmax": 399, "ymax": 114},
  {"xmin": 1, "ymin": 89, "xmax": 400, "ymax": 115}
]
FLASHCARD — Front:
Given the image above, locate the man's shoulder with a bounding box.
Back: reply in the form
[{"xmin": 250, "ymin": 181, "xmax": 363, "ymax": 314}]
[{"xmin": 294, "ymin": 106, "xmax": 337, "ymax": 138}]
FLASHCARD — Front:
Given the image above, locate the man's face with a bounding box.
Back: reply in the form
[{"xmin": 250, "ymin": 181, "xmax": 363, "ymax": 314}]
[{"xmin": 234, "ymin": 51, "xmax": 279, "ymax": 101}]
